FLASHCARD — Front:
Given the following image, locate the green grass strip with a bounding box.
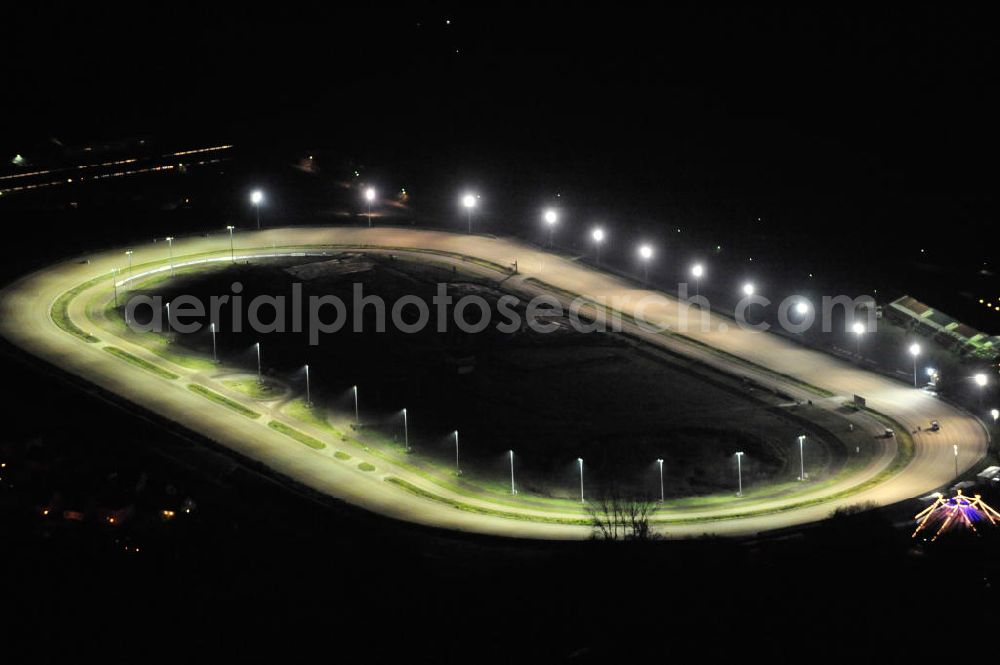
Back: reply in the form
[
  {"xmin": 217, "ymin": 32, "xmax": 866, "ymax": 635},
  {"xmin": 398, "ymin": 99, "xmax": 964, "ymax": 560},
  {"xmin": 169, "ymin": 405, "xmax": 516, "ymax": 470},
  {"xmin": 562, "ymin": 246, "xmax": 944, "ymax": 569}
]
[
  {"xmin": 187, "ymin": 384, "xmax": 260, "ymax": 419},
  {"xmin": 103, "ymin": 346, "xmax": 179, "ymax": 380},
  {"xmin": 358, "ymin": 462, "xmax": 376, "ymax": 471},
  {"xmin": 267, "ymin": 420, "xmax": 326, "ymax": 450}
]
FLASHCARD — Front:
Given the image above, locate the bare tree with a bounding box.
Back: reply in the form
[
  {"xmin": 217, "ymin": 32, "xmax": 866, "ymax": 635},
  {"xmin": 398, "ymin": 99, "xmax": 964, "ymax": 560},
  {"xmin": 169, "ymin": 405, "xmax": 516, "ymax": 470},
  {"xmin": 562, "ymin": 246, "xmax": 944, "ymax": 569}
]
[{"xmin": 586, "ymin": 489, "xmax": 659, "ymax": 541}]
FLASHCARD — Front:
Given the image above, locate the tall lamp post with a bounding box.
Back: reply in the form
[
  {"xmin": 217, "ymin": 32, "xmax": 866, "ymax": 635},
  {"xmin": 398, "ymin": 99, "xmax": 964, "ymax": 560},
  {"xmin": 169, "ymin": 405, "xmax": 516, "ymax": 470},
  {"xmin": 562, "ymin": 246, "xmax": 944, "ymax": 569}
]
[
  {"xmin": 852, "ymin": 321, "xmax": 865, "ymax": 355},
  {"xmin": 165, "ymin": 236, "xmax": 174, "ymax": 276},
  {"xmin": 365, "ymin": 187, "xmax": 376, "ymax": 227},
  {"xmin": 255, "ymin": 342, "xmax": 262, "ymax": 383},
  {"xmin": 402, "ymin": 408, "xmax": 410, "ymax": 452},
  {"xmin": 544, "ymin": 210, "xmax": 558, "ymax": 246},
  {"xmin": 462, "ymin": 193, "xmax": 477, "ymax": 234},
  {"xmin": 909, "ymin": 343, "xmax": 921, "ymax": 388},
  {"xmin": 954, "ymin": 444, "xmax": 960, "ymax": 479},
  {"xmin": 656, "ymin": 458, "xmax": 664, "ymax": 502},
  {"xmin": 352, "ymin": 385, "xmax": 360, "ymax": 425},
  {"xmin": 226, "ymin": 225, "xmax": 235, "ymax": 262},
  {"xmin": 125, "ymin": 249, "xmax": 133, "ymax": 274},
  {"xmin": 509, "ymin": 450, "xmax": 516, "ymax": 495},
  {"xmin": 638, "ymin": 244, "xmax": 653, "ymax": 283},
  {"xmin": 210, "ymin": 322, "xmax": 218, "ymax": 363},
  {"xmin": 797, "ymin": 435, "xmax": 806, "ymax": 481},
  {"xmin": 577, "ymin": 457, "xmax": 584, "ymax": 503},
  {"xmin": 735, "ymin": 451, "xmax": 745, "ymax": 497},
  {"xmin": 304, "ymin": 364, "xmax": 311, "ymax": 405},
  {"xmin": 251, "ymin": 190, "xmax": 263, "ymax": 230},
  {"xmin": 453, "ymin": 430, "xmax": 461, "ymax": 475},
  {"xmin": 591, "ymin": 227, "xmax": 605, "ymax": 264},
  {"xmin": 691, "ymin": 263, "xmax": 704, "ymax": 299}
]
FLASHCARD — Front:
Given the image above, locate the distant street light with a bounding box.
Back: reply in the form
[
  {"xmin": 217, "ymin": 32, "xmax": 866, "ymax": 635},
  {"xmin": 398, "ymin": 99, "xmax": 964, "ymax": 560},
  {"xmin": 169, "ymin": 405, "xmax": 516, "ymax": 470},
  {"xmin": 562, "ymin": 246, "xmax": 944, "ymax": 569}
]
[
  {"xmin": 797, "ymin": 435, "xmax": 806, "ymax": 481},
  {"xmin": 638, "ymin": 244, "xmax": 653, "ymax": 282},
  {"xmin": 255, "ymin": 342, "xmax": 262, "ymax": 383},
  {"xmin": 165, "ymin": 236, "xmax": 174, "ymax": 276},
  {"xmin": 544, "ymin": 209, "xmax": 558, "ymax": 246},
  {"xmin": 909, "ymin": 343, "xmax": 921, "ymax": 387},
  {"xmin": 735, "ymin": 451, "xmax": 745, "ymax": 496},
  {"xmin": 454, "ymin": 430, "xmax": 461, "ymax": 475},
  {"xmin": 402, "ymin": 408, "xmax": 410, "ymax": 452},
  {"xmin": 365, "ymin": 187, "xmax": 376, "ymax": 228},
  {"xmin": 125, "ymin": 249, "xmax": 133, "ymax": 274},
  {"xmin": 954, "ymin": 444, "xmax": 960, "ymax": 479},
  {"xmin": 591, "ymin": 227, "xmax": 605, "ymax": 264},
  {"xmin": 353, "ymin": 385, "xmax": 360, "ymax": 425},
  {"xmin": 794, "ymin": 300, "xmax": 810, "ymax": 316},
  {"xmin": 656, "ymin": 458, "xmax": 664, "ymax": 502},
  {"xmin": 462, "ymin": 193, "xmax": 477, "ymax": 234},
  {"xmin": 509, "ymin": 450, "xmax": 516, "ymax": 495},
  {"xmin": 250, "ymin": 190, "xmax": 264, "ymax": 230},
  {"xmin": 742, "ymin": 282, "xmax": 755, "ymax": 297},
  {"xmin": 304, "ymin": 364, "xmax": 311, "ymax": 405},
  {"xmin": 990, "ymin": 408, "xmax": 999, "ymax": 423},
  {"xmin": 226, "ymin": 225, "xmax": 235, "ymax": 262},
  {"xmin": 577, "ymin": 457, "xmax": 584, "ymax": 503},
  {"xmin": 852, "ymin": 321, "xmax": 866, "ymax": 355},
  {"xmin": 691, "ymin": 263, "xmax": 704, "ymax": 298},
  {"xmin": 165, "ymin": 302, "xmax": 171, "ymax": 332},
  {"xmin": 975, "ymin": 373, "xmax": 988, "ymax": 408},
  {"xmin": 210, "ymin": 322, "xmax": 218, "ymax": 363}
]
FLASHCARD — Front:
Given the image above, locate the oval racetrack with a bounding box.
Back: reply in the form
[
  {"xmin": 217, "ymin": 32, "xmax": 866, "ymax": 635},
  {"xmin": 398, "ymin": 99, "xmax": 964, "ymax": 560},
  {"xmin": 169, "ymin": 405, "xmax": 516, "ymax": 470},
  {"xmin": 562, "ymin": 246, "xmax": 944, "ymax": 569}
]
[{"xmin": 0, "ymin": 227, "xmax": 988, "ymax": 538}]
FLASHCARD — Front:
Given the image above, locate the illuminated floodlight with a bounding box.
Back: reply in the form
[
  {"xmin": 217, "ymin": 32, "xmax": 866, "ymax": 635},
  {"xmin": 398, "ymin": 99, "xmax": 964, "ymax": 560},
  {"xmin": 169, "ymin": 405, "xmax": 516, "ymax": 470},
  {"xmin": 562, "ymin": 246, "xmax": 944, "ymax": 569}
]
[
  {"xmin": 691, "ymin": 263, "xmax": 704, "ymax": 279},
  {"xmin": 974, "ymin": 373, "xmax": 988, "ymax": 387},
  {"xmin": 591, "ymin": 227, "xmax": 605, "ymax": 243},
  {"xmin": 852, "ymin": 322, "xmax": 865, "ymax": 335},
  {"xmin": 250, "ymin": 190, "xmax": 263, "ymax": 205},
  {"xmin": 638, "ymin": 244, "xmax": 653, "ymax": 260},
  {"xmin": 543, "ymin": 209, "xmax": 558, "ymax": 226},
  {"xmin": 462, "ymin": 193, "xmax": 477, "ymax": 209},
  {"xmin": 794, "ymin": 300, "xmax": 810, "ymax": 315},
  {"xmin": 365, "ymin": 187, "xmax": 376, "ymax": 202},
  {"xmin": 742, "ymin": 282, "xmax": 754, "ymax": 297},
  {"xmin": 909, "ymin": 343, "xmax": 921, "ymax": 357},
  {"xmin": 991, "ymin": 408, "xmax": 999, "ymax": 422}
]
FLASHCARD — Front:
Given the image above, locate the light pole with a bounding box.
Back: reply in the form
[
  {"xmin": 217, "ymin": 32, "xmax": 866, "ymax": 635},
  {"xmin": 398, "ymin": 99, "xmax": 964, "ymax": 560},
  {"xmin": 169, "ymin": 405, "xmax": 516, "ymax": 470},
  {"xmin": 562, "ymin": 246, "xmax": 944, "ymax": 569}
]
[
  {"xmin": 975, "ymin": 373, "xmax": 988, "ymax": 408},
  {"xmin": 735, "ymin": 451, "xmax": 745, "ymax": 496},
  {"xmin": 638, "ymin": 244, "xmax": 653, "ymax": 283},
  {"xmin": 251, "ymin": 190, "xmax": 263, "ymax": 230},
  {"xmin": 255, "ymin": 342, "xmax": 262, "ymax": 383},
  {"xmin": 656, "ymin": 458, "xmax": 664, "ymax": 502},
  {"xmin": 402, "ymin": 408, "xmax": 410, "ymax": 452},
  {"xmin": 798, "ymin": 435, "xmax": 806, "ymax": 481},
  {"xmin": 691, "ymin": 263, "xmax": 704, "ymax": 299},
  {"xmin": 365, "ymin": 187, "xmax": 376, "ymax": 227},
  {"xmin": 577, "ymin": 457, "xmax": 584, "ymax": 503},
  {"xmin": 353, "ymin": 385, "xmax": 360, "ymax": 425},
  {"xmin": 165, "ymin": 302, "xmax": 171, "ymax": 333},
  {"xmin": 462, "ymin": 193, "xmax": 477, "ymax": 234},
  {"xmin": 125, "ymin": 249, "xmax": 133, "ymax": 274},
  {"xmin": 165, "ymin": 236, "xmax": 174, "ymax": 276},
  {"xmin": 111, "ymin": 269, "xmax": 118, "ymax": 307},
  {"xmin": 226, "ymin": 225, "xmax": 235, "ymax": 263},
  {"xmin": 954, "ymin": 444, "xmax": 960, "ymax": 479},
  {"xmin": 509, "ymin": 450, "xmax": 516, "ymax": 495},
  {"xmin": 544, "ymin": 210, "xmax": 558, "ymax": 246},
  {"xmin": 304, "ymin": 364, "xmax": 311, "ymax": 405},
  {"xmin": 852, "ymin": 321, "xmax": 865, "ymax": 355},
  {"xmin": 908, "ymin": 343, "xmax": 921, "ymax": 388},
  {"xmin": 210, "ymin": 322, "xmax": 218, "ymax": 363},
  {"xmin": 454, "ymin": 430, "xmax": 461, "ymax": 475},
  {"xmin": 591, "ymin": 227, "xmax": 605, "ymax": 264}
]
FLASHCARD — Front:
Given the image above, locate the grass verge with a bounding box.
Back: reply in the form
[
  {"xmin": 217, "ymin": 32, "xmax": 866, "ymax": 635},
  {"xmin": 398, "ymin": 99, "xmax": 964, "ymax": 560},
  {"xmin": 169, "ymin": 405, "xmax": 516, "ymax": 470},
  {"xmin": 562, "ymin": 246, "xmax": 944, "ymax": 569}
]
[
  {"xmin": 103, "ymin": 346, "xmax": 179, "ymax": 380},
  {"xmin": 187, "ymin": 384, "xmax": 260, "ymax": 419},
  {"xmin": 268, "ymin": 420, "xmax": 326, "ymax": 450}
]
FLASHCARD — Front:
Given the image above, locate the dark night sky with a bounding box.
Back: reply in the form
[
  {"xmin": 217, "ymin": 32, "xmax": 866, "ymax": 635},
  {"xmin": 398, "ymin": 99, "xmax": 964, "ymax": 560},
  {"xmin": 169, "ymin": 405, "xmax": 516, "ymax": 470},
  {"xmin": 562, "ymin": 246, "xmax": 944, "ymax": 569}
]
[{"xmin": 2, "ymin": 5, "xmax": 996, "ymax": 313}]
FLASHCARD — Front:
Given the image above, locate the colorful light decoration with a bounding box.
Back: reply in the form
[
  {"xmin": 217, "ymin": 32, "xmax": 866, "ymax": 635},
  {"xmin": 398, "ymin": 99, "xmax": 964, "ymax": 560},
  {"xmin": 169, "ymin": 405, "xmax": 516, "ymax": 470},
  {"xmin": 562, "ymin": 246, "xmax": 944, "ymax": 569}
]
[{"xmin": 911, "ymin": 490, "xmax": 1000, "ymax": 541}]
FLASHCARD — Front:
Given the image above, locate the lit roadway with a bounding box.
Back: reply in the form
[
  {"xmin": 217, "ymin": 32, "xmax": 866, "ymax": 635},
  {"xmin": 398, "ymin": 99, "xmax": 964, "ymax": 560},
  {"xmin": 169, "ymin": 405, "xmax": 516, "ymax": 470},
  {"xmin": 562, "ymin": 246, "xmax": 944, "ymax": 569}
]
[{"xmin": 0, "ymin": 228, "xmax": 989, "ymax": 538}]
